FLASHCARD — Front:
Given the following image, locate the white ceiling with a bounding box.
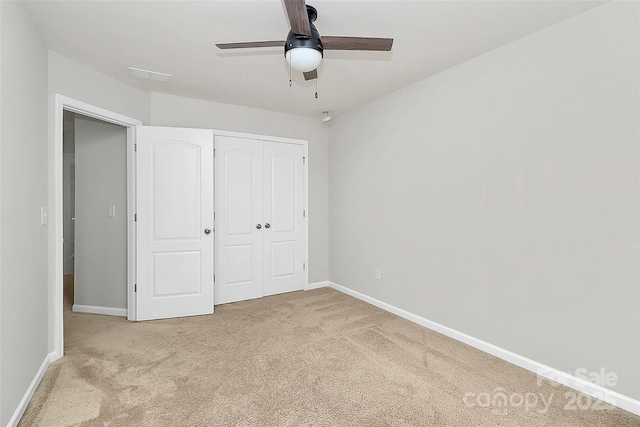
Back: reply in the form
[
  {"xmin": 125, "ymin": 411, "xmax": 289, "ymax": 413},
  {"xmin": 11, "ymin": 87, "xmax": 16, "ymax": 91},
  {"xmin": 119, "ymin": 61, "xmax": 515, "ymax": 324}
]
[{"xmin": 24, "ymin": 1, "xmax": 606, "ymax": 119}]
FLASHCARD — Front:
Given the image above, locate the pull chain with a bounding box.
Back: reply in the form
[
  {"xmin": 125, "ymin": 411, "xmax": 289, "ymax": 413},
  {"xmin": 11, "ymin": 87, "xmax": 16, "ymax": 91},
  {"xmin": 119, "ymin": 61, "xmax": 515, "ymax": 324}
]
[
  {"xmin": 315, "ymin": 73, "xmax": 318, "ymax": 98},
  {"xmin": 289, "ymin": 45, "xmax": 292, "ymax": 87}
]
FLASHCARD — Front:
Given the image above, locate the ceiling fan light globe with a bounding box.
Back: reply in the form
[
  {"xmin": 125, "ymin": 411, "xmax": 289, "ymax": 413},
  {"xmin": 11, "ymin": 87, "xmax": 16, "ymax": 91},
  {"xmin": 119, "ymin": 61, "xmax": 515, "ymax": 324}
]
[{"xmin": 285, "ymin": 48, "xmax": 322, "ymax": 73}]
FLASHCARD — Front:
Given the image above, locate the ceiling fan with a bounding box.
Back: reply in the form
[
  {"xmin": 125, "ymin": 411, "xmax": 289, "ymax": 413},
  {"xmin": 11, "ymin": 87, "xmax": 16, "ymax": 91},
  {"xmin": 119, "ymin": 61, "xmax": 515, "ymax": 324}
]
[{"xmin": 215, "ymin": 0, "xmax": 394, "ymax": 81}]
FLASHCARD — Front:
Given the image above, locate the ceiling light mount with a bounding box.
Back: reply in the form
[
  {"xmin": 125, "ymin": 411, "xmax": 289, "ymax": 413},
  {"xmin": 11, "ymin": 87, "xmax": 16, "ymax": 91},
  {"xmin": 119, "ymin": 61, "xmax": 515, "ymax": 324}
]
[{"xmin": 322, "ymin": 111, "xmax": 332, "ymax": 122}]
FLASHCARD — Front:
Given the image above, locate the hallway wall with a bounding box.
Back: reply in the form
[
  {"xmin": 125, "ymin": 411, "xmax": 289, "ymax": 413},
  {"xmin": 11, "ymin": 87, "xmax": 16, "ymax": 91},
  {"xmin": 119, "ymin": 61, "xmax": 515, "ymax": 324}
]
[{"xmin": 0, "ymin": 2, "xmax": 49, "ymax": 425}]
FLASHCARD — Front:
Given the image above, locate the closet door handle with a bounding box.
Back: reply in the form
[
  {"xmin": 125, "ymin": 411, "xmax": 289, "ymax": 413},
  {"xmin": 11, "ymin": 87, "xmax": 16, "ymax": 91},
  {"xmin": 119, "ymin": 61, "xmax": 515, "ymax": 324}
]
[
  {"xmin": 264, "ymin": 223, "xmax": 270, "ymax": 229},
  {"xmin": 204, "ymin": 228, "xmax": 211, "ymax": 235},
  {"xmin": 256, "ymin": 224, "xmax": 262, "ymax": 229}
]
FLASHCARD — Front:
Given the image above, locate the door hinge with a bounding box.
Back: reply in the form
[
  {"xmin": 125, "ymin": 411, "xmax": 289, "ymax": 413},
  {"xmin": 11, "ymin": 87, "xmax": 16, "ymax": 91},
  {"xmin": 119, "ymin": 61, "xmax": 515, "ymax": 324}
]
[
  {"xmin": 214, "ymin": 274, "xmax": 216, "ymax": 283},
  {"xmin": 134, "ymin": 284, "xmax": 137, "ymax": 292},
  {"xmin": 134, "ymin": 143, "xmax": 137, "ymax": 152},
  {"xmin": 303, "ymin": 263, "xmax": 306, "ymax": 271},
  {"xmin": 134, "ymin": 213, "xmax": 137, "ymax": 222},
  {"xmin": 303, "ymin": 156, "xmax": 306, "ymax": 164},
  {"xmin": 214, "ymin": 149, "xmax": 216, "ymax": 158},
  {"xmin": 303, "ymin": 209, "xmax": 306, "ymax": 218}
]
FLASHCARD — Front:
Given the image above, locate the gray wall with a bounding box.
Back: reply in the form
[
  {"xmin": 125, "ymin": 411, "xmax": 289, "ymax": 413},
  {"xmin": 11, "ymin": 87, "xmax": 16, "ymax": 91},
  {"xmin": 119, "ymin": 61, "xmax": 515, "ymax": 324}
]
[
  {"xmin": 149, "ymin": 92, "xmax": 330, "ymax": 285},
  {"xmin": 73, "ymin": 115, "xmax": 128, "ymax": 310},
  {"xmin": 47, "ymin": 51, "xmax": 150, "ymax": 124},
  {"xmin": 329, "ymin": 2, "xmax": 639, "ymax": 399},
  {"xmin": 0, "ymin": 2, "xmax": 49, "ymax": 425}
]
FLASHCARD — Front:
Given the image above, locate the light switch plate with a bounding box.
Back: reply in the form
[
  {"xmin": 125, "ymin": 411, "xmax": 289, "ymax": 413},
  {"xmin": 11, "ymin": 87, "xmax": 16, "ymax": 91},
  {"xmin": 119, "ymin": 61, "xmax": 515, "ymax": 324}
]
[
  {"xmin": 108, "ymin": 205, "xmax": 116, "ymax": 218},
  {"xmin": 40, "ymin": 207, "xmax": 48, "ymax": 226}
]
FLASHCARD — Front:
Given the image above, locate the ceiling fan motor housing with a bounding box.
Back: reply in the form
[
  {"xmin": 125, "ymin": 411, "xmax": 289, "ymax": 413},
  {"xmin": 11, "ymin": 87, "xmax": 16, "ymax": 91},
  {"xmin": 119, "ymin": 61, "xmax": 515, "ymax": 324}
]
[
  {"xmin": 284, "ymin": 6, "xmax": 323, "ymax": 58},
  {"xmin": 284, "ymin": 30, "xmax": 323, "ymax": 57}
]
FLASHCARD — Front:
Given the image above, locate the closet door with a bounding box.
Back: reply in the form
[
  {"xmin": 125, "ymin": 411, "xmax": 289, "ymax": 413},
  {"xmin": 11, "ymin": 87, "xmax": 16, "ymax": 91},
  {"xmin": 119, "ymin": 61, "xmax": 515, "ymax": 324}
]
[
  {"xmin": 214, "ymin": 136, "xmax": 306, "ymax": 305},
  {"xmin": 263, "ymin": 142, "xmax": 305, "ymax": 296},
  {"xmin": 214, "ymin": 136, "xmax": 264, "ymax": 304}
]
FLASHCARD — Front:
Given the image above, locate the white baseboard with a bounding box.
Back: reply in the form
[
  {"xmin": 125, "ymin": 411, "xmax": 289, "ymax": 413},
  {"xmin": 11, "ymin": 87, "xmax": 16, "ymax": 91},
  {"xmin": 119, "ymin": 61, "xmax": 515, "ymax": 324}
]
[
  {"xmin": 306, "ymin": 280, "xmax": 329, "ymax": 290},
  {"xmin": 7, "ymin": 352, "xmax": 54, "ymax": 427},
  {"xmin": 72, "ymin": 304, "xmax": 127, "ymax": 317},
  {"xmin": 328, "ymin": 281, "xmax": 640, "ymax": 417}
]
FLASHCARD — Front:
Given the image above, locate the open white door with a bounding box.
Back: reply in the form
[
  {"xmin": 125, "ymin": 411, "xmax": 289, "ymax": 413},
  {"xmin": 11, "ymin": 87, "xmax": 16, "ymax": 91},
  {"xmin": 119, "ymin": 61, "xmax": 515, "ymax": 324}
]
[{"xmin": 136, "ymin": 126, "xmax": 214, "ymax": 321}]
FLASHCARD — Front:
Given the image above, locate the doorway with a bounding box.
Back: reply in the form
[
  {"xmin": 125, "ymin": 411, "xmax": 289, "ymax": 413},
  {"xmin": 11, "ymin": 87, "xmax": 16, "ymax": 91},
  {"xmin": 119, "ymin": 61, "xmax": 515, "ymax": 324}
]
[
  {"xmin": 52, "ymin": 96, "xmax": 141, "ymax": 361},
  {"xmin": 63, "ymin": 111, "xmax": 129, "ymax": 318}
]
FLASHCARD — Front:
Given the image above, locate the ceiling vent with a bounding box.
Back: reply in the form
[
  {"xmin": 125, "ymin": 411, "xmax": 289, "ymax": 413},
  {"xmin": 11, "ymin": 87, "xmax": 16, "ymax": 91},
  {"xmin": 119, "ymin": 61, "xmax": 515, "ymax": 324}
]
[{"xmin": 128, "ymin": 67, "xmax": 172, "ymax": 82}]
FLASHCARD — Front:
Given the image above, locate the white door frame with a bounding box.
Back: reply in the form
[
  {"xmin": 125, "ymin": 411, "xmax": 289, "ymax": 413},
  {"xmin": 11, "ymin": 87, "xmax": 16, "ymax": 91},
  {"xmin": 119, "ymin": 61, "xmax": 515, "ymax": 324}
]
[
  {"xmin": 212, "ymin": 129, "xmax": 309, "ymax": 293},
  {"xmin": 51, "ymin": 95, "xmax": 141, "ymax": 361}
]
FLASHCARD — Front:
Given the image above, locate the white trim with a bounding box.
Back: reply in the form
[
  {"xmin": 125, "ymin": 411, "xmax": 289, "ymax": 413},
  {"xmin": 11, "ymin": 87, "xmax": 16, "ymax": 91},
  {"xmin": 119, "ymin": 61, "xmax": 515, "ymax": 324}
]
[
  {"xmin": 51, "ymin": 95, "xmax": 142, "ymax": 361},
  {"xmin": 72, "ymin": 305, "xmax": 127, "ymax": 317},
  {"xmin": 6, "ymin": 352, "xmax": 53, "ymax": 427},
  {"xmin": 302, "ymin": 142, "xmax": 309, "ymax": 291},
  {"xmin": 126, "ymin": 125, "xmax": 137, "ymax": 322},
  {"xmin": 328, "ymin": 281, "xmax": 640, "ymax": 416},
  {"xmin": 306, "ymin": 281, "xmax": 329, "ymax": 290},
  {"xmin": 213, "ymin": 129, "xmax": 304, "ymax": 146},
  {"xmin": 0, "ymin": 2, "xmax": 3, "ymax": 420},
  {"xmin": 60, "ymin": 96, "xmax": 142, "ymax": 128}
]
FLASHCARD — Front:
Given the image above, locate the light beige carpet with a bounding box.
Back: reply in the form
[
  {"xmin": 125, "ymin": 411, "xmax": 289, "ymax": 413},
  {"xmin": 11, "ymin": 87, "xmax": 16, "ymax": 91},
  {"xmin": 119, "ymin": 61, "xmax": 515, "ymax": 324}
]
[{"xmin": 19, "ymin": 283, "xmax": 639, "ymax": 426}]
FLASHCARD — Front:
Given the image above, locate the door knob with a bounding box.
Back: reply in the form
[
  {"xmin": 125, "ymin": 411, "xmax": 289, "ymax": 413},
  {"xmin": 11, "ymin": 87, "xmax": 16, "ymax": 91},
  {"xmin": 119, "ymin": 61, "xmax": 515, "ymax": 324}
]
[
  {"xmin": 264, "ymin": 223, "xmax": 271, "ymax": 229},
  {"xmin": 204, "ymin": 228, "xmax": 211, "ymax": 234},
  {"xmin": 256, "ymin": 224, "xmax": 262, "ymax": 229}
]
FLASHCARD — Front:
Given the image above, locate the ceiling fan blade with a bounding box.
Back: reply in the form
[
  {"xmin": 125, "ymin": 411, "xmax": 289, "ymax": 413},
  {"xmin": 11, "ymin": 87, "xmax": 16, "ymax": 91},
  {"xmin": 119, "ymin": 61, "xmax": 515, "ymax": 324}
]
[
  {"xmin": 284, "ymin": 0, "xmax": 311, "ymax": 37},
  {"xmin": 216, "ymin": 41, "xmax": 285, "ymax": 50},
  {"xmin": 322, "ymin": 36, "xmax": 394, "ymax": 51},
  {"xmin": 303, "ymin": 69, "xmax": 317, "ymax": 81}
]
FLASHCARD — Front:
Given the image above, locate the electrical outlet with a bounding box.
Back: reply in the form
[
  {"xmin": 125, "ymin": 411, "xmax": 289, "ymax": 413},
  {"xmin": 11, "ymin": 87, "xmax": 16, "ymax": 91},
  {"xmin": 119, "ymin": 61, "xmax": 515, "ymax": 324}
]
[{"xmin": 374, "ymin": 268, "xmax": 381, "ymax": 280}]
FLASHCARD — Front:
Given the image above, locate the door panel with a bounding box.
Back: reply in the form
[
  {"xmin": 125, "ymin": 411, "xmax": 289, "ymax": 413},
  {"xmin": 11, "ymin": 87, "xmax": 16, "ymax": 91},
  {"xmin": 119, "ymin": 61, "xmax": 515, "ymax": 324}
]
[
  {"xmin": 215, "ymin": 136, "xmax": 263, "ymax": 304},
  {"xmin": 225, "ymin": 150, "xmax": 256, "ymax": 235},
  {"xmin": 263, "ymin": 142, "xmax": 305, "ymax": 296},
  {"xmin": 271, "ymin": 241, "xmax": 296, "ymax": 278},
  {"xmin": 136, "ymin": 126, "xmax": 214, "ymax": 320},
  {"xmin": 153, "ymin": 142, "xmax": 202, "ymax": 240},
  {"xmin": 153, "ymin": 251, "xmax": 201, "ymax": 296}
]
